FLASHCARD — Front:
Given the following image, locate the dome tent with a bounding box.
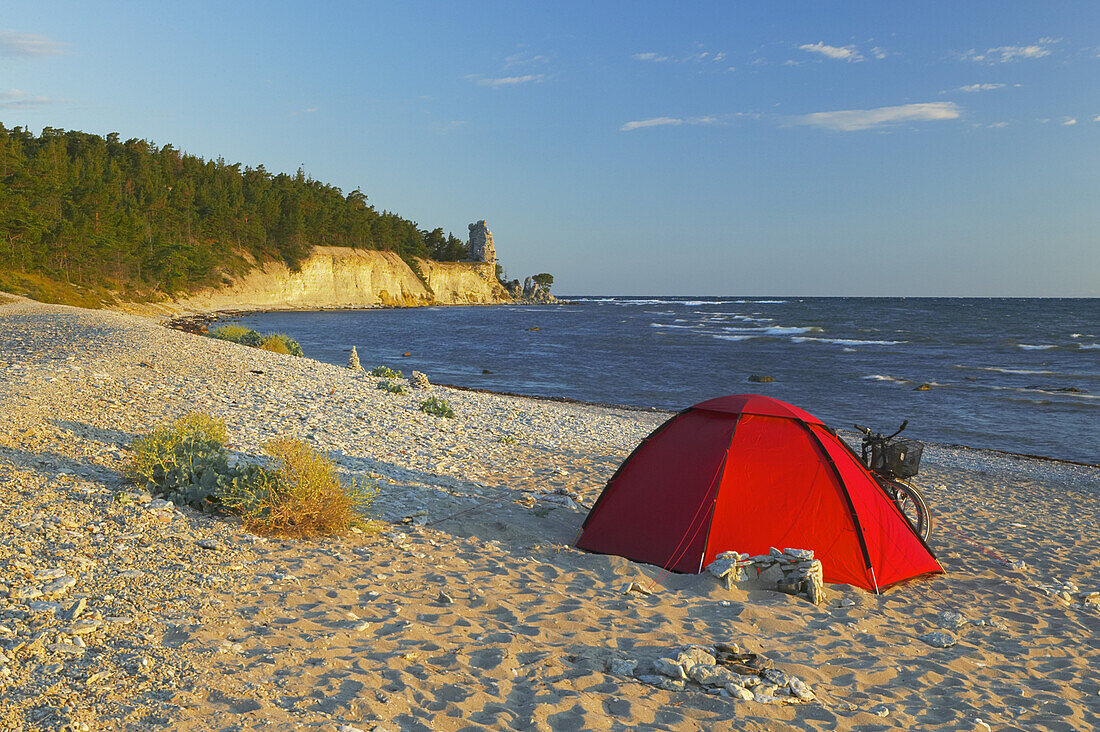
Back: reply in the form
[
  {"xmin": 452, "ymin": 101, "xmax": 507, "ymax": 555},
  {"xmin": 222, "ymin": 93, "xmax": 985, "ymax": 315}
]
[{"xmin": 575, "ymin": 395, "xmax": 943, "ymax": 592}]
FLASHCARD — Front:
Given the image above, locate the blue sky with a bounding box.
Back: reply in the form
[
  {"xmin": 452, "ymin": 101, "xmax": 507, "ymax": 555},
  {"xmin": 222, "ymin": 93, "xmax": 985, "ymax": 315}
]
[{"xmin": 2, "ymin": 1, "xmax": 1098, "ymax": 295}]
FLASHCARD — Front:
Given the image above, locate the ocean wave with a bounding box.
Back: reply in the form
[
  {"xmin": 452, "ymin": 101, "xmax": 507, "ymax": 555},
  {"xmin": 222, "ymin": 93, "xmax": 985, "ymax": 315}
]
[
  {"xmin": 973, "ymin": 366, "xmax": 1058, "ymax": 375},
  {"xmin": 711, "ymin": 334, "xmax": 758, "ymax": 342},
  {"xmin": 791, "ymin": 337, "xmax": 906, "ymax": 346},
  {"xmin": 649, "ymin": 322, "xmax": 699, "ymax": 330},
  {"xmin": 1017, "ymin": 344, "xmax": 1056, "ymax": 350},
  {"xmin": 984, "ymin": 384, "xmax": 1097, "ymax": 398},
  {"xmin": 720, "ymin": 325, "xmax": 823, "ymax": 336},
  {"xmin": 863, "ymin": 374, "xmax": 907, "ymax": 382},
  {"xmin": 1080, "ymin": 343, "xmax": 1100, "ymax": 350}
]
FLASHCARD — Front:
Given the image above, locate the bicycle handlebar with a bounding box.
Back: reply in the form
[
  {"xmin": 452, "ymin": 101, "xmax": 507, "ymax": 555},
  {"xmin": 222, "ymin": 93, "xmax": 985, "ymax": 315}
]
[{"xmin": 855, "ymin": 420, "xmax": 909, "ymax": 441}]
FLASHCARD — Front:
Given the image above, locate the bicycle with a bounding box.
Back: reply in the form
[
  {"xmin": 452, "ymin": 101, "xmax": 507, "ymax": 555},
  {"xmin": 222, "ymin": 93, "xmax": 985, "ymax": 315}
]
[{"xmin": 854, "ymin": 420, "xmax": 932, "ymax": 542}]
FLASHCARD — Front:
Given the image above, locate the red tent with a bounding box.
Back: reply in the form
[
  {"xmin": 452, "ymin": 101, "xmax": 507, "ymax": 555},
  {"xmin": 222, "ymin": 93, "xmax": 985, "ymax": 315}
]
[{"xmin": 575, "ymin": 395, "xmax": 943, "ymax": 592}]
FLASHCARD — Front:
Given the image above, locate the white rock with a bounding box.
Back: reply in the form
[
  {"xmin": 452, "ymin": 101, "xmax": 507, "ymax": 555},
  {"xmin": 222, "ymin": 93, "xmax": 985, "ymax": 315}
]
[
  {"xmin": 42, "ymin": 577, "xmax": 77, "ymax": 597},
  {"xmin": 34, "ymin": 568, "xmax": 66, "ymax": 581},
  {"xmin": 919, "ymin": 631, "xmax": 957, "ymax": 648},
  {"xmin": 13, "ymin": 586, "xmax": 43, "ymax": 600},
  {"xmin": 653, "ymin": 658, "xmax": 686, "ymax": 679},
  {"xmin": 607, "ymin": 658, "xmax": 638, "ymax": 676},
  {"xmin": 788, "ymin": 676, "xmax": 816, "ymax": 701},
  {"xmin": 870, "ymin": 705, "xmax": 890, "ymax": 717},
  {"xmin": 68, "ymin": 620, "xmax": 100, "ymax": 635},
  {"xmin": 725, "ymin": 684, "xmax": 754, "ymax": 701}
]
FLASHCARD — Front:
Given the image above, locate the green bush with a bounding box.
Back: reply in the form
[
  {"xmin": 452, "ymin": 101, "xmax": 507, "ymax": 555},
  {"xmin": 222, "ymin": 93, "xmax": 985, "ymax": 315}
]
[
  {"xmin": 497, "ymin": 435, "xmax": 516, "ymax": 444},
  {"xmin": 209, "ymin": 325, "xmax": 263, "ymax": 347},
  {"xmin": 419, "ymin": 396, "xmax": 456, "ymax": 418},
  {"xmin": 126, "ymin": 413, "xmax": 263, "ymax": 510},
  {"xmin": 377, "ymin": 379, "xmax": 406, "ymax": 394},
  {"xmin": 259, "ymin": 333, "xmax": 304, "ymax": 356},
  {"xmin": 369, "ymin": 365, "xmax": 402, "ymax": 378},
  {"xmin": 128, "ymin": 414, "xmax": 378, "ymax": 537},
  {"xmin": 216, "ymin": 438, "xmax": 379, "ymax": 538}
]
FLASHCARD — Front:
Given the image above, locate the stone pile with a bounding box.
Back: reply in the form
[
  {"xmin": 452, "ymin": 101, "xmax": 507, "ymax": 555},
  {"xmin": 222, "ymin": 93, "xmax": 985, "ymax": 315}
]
[
  {"xmin": 347, "ymin": 346, "xmax": 362, "ymax": 371},
  {"xmin": 706, "ymin": 548, "xmax": 826, "ymax": 605},
  {"xmin": 410, "ymin": 371, "xmax": 431, "ymax": 390},
  {"xmin": 609, "ymin": 642, "xmax": 817, "ymax": 704},
  {"xmin": 1035, "ymin": 580, "xmax": 1100, "ymax": 610}
]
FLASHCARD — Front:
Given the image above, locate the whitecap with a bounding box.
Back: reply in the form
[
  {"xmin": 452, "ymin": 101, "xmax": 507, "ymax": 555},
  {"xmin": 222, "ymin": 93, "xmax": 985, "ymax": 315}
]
[
  {"xmin": 1080, "ymin": 343, "xmax": 1100, "ymax": 350},
  {"xmin": 863, "ymin": 374, "xmax": 904, "ymax": 382},
  {"xmin": 791, "ymin": 337, "xmax": 906, "ymax": 346},
  {"xmin": 1017, "ymin": 344, "xmax": 1057, "ymax": 350},
  {"xmin": 975, "ymin": 366, "xmax": 1058, "ymax": 375},
  {"xmin": 711, "ymin": 334, "xmax": 758, "ymax": 342}
]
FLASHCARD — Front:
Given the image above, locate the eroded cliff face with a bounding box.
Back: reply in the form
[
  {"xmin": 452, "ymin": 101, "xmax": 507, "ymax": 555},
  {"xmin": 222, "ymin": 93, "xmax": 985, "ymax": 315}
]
[
  {"xmin": 419, "ymin": 259, "xmax": 508, "ymax": 304},
  {"xmin": 118, "ymin": 247, "xmax": 511, "ymax": 317}
]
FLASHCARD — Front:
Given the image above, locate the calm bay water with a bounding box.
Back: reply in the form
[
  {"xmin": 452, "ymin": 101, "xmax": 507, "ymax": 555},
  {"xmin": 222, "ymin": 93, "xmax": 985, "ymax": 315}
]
[{"xmin": 228, "ymin": 297, "xmax": 1099, "ymax": 464}]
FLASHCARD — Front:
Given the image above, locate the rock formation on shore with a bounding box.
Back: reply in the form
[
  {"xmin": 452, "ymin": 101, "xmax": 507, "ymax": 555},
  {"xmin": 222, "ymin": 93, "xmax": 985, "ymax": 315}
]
[{"xmin": 467, "ymin": 220, "xmax": 496, "ymax": 263}]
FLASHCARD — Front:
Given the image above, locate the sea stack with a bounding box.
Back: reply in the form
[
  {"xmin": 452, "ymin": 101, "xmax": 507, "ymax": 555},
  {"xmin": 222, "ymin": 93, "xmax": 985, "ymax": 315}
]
[{"xmin": 467, "ymin": 220, "xmax": 496, "ymax": 263}]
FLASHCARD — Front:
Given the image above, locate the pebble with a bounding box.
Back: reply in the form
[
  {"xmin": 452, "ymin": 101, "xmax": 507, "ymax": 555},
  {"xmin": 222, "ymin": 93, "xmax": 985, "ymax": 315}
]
[
  {"xmin": 68, "ymin": 619, "xmax": 101, "ymax": 635},
  {"xmin": 870, "ymin": 705, "xmax": 891, "ymax": 717}
]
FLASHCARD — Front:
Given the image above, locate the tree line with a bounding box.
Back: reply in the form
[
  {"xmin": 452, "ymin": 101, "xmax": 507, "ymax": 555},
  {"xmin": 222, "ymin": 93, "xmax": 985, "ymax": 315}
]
[{"xmin": 0, "ymin": 124, "xmax": 471, "ymax": 296}]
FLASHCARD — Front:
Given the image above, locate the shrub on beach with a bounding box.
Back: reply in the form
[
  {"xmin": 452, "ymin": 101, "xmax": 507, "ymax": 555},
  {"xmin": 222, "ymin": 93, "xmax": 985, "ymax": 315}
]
[
  {"xmin": 208, "ymin": 325, "xmax": 303, "ymax": 356},
  {"xmin": 126, "ymin": 413, "xmax": 263, "ymax": 511},
  {"xmin": 419, "ymin": 396, "xmax": 456, "ymax": 418},
  {"xmin": 209, "ymin": 325, "xmax": 263, "ymax": 347},
  {"xmin": 259, "ymin": 333, "xmax": 304, "ymax": 356},
  {"xmin": 217, "ymin": 438, "xmax": 378, "ymax": 538},
  {"xmin": 369, "ymin": 365, "xmax": 402, "ymax": 378},
  {"xmin": 128, "ymin": 414, "xmax": 376, "ymax": 536},
  {"xmin": 377, "ymin": 379, "xmax": 406, "ymax": 394}
]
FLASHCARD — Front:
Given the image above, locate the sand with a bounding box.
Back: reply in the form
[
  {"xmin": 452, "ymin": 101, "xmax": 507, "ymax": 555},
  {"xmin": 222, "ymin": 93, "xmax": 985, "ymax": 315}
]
[{"xmin": 1, "ymin": 295, "xmax": 1098, "ymax": 731}]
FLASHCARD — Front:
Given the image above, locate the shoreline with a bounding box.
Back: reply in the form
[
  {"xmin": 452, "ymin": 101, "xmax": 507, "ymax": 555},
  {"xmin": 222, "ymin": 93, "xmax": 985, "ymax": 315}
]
[{"xmin": 2, "ymin": 296, "xmax": 1099, "ymax": 730}]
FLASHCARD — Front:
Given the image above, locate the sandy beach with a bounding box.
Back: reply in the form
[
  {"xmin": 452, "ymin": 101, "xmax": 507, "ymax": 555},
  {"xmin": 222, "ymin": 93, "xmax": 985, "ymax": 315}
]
[{"xmin": 1, "ymin": 295, "xmax": 1098, "ymax": 732}]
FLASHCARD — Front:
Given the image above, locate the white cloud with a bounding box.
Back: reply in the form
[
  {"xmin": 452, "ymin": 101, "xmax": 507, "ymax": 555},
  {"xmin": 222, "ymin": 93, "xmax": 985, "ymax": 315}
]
[
  {"xmin": 799, "ymin": 42, "xmax": 863, "ymax": 62},
  {"xmin": 632, "ymin": 46, "xmax": 728, "ymax": 67},
  {"xmin": 958, "ymin": 83, "xmax": 1006, "ymax": 92},
  {"xmin": 620, "ymin": 117, "xmax": 684, "ymax": 131},
  {"xmin": 504, "ymin": 52, "xmax": 549, "ymax": 68},
  {"xmin": 619, "ymin": 113, "xmax": 755, "ymax": 132},
  {"xmin": 0, "ymin": 88, "xmax": 65, "ymax": 108},
  {"xmin": 793, "ymin": 102, "xmax": 961, "ymax": 131},
  {"xmin": 468, "ymin": 74, "xmax": 544, "ymax": 88},
  {"xmin": 0, "ymin": 31, "xmax": 66, "ymax": 57},
  {"xmin": 987, "ymin": 122, "xmax": 1009, "ymax": 128},
  {"xmin": 1062, "ymin": 117, "xmax": 1077, "ymax": 126},
  {"xmin": 870, "ymin": 46, "xmax": 888, "ymax": 60},
  {"xmin": 1093, "ymin": 114, "xmax": 1100, "ymax": 122},
  {"xmin": 961, "ymin": 39, "xmax": 1055, "ymax": 63}
]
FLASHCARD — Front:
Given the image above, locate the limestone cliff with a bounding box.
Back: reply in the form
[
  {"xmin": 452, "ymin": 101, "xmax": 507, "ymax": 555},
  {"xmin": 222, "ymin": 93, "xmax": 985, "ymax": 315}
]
[
  {"xmin": 419, "ymin": 259, "xmax": 508, "ymax": 304},
  {"xmin": 114, "ymin": 247, "xmax": 510, "ymax": 317}
]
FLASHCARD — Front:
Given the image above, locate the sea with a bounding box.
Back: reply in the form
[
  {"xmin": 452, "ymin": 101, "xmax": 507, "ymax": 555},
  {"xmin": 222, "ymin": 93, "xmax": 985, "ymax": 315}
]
[{"xmin": 225, "ymin": 297, "xmax": 1099, "ymax": 465}]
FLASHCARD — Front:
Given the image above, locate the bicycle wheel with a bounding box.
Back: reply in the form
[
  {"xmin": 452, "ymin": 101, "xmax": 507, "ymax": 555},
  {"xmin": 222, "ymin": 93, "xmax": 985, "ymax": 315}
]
[{"xmin": 885, "ymin": 479, "xmax": 932, "ymax": 542}]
